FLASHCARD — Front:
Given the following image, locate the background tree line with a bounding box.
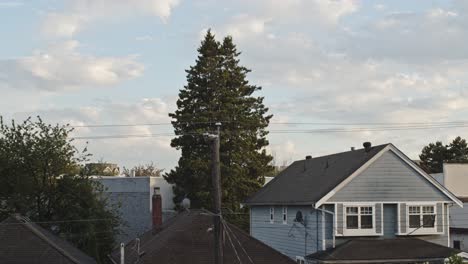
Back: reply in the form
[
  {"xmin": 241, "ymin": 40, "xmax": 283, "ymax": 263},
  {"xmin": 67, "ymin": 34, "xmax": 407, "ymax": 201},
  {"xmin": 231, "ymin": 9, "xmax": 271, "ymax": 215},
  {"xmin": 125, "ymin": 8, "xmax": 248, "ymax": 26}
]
[{"xmin": 419, "ymin": 136, "xmax": 468, "ymax": 173}]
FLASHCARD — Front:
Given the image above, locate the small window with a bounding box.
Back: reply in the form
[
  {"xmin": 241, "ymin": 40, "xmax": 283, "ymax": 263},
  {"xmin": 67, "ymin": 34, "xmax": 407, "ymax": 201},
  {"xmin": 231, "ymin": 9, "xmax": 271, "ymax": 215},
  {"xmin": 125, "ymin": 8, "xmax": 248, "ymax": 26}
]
[
  {"xmin": 270, "ymin": 207, "xmax": 274, "ymax": 223},
  {"xmin": 408, "ymin": 205, "xmax": 435, "ymax": 229},
  {"xmin": 282, "ymin": 206, "xmax": 287, "ymax": 224},
  {"xmin": 360, "ymin": 207, "xmax": 373, "ymax": 229},
  {"xmin": 345, "ymin": 206, "xmax": 373, "ymax": 230},
  {"xmin": 454, "ymin": 240, "xmax": 461, "ymax": 250}
]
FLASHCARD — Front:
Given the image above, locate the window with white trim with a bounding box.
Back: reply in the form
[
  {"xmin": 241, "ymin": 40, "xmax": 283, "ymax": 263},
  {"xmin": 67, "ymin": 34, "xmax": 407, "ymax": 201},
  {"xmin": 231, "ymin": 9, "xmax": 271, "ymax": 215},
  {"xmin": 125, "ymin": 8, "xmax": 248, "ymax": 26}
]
[
  {"xmin": 282, "ymin": 206, "xmax": 287, "ymax": 224},
  {"xmin": 408, "ymin": 205, "xmax": 435, "ymax": 229},
  {"xmin": 345, "ymin": 206, "xmax": 373, "ymax": 230},
  {"xmin": 270, "ymin": 207, "xmax": 274, "ymax": 223}
]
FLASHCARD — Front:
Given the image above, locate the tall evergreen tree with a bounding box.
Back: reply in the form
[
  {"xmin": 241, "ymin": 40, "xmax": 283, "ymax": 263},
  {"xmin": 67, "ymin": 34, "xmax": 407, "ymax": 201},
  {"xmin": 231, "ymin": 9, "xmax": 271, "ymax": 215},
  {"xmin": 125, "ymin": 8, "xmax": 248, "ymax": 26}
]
[{"xmin": 165, "ymin": 31, "xmax": 273, "ymax": 216}]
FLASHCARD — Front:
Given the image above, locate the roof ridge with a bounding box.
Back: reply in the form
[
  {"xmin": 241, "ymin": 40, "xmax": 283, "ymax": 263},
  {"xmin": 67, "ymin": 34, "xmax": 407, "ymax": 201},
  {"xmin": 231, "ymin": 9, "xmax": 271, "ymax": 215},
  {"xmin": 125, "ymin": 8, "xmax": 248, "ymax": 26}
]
[{"xmin": 300, "ymin": 143, "xmax": 391, "ymax": 161}]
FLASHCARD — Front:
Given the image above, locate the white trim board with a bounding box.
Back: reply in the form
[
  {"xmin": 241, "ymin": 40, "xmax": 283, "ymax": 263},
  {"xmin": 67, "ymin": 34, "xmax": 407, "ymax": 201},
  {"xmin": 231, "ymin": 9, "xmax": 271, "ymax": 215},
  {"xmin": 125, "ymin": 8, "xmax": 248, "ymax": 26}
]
[{"xmin": 314, "ymin": 144, "xmax": 463, "ymax": 208}]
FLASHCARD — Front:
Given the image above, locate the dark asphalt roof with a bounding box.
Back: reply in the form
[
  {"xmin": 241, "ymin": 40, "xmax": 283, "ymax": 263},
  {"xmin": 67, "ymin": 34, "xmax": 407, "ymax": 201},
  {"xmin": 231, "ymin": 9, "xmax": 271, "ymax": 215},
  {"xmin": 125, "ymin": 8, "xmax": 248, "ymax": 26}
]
[
  {"xmin": 0, "ymin": 215, "xmax": 97, "ymax": 264},
  {"xmin": 110, "ymin": 209, "xmax": 295, "ymax": 264},
  {"xmin": 246, "ymin": 144, "xmax": 390, "ymax": 205},
  {"xmin": 306, "ymin": 238, "xmax": 460, "ymax": 263},
  {"xmin": 451, "ymin": 227, "xmax": 468, "ymax": 234}
]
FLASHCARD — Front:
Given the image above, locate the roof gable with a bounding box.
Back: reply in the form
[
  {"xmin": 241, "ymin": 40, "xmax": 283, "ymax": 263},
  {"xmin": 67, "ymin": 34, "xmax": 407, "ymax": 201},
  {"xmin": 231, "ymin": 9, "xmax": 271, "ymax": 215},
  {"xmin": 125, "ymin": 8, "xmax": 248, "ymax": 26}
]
[
  {"xmin": 327, "ymin": 150, "xmax": 453, "ymax": 203},
  {"xmin": 316, "ymin": 144, "xmax": 462, "ymax": 207}
]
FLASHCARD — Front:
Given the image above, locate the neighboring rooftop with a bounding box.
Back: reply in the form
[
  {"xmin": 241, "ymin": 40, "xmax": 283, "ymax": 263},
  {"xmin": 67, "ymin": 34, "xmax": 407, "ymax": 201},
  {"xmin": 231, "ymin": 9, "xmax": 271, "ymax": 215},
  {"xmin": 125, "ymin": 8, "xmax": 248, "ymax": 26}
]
[
  {"xmin": 0, "ymin": 214, "xmax": 97, "ymax": 264},
  {"xmin": 109, "ymin": 209, "xmax": 295, "ymax": 264},
  {"xmin": 306, "ymin": 238, "xmax": 460, "ymax": 263},
  {"xmin": 246, "ymin": 143, "xmax": 390, "ymax": 205}
]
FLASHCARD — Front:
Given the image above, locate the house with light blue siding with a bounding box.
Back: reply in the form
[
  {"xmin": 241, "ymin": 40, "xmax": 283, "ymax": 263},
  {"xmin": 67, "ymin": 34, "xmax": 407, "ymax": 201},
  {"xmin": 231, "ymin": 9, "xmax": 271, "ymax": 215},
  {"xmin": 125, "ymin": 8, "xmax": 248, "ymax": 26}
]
[{"xmin": 245, "ymin": 143, "xmax": 466, "ymax": 263}]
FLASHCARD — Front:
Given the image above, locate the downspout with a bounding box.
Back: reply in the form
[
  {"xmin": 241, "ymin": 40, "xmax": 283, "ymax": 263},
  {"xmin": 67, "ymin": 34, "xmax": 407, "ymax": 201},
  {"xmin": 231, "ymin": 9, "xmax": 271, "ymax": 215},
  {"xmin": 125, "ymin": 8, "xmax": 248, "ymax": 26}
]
[
  {"xmin": 315, "ymin": 205, "xmax": 336, "ymax": 249},
  {"xmin": 448, "ymin": 203, "xmax": 452, "ymax": 248}
]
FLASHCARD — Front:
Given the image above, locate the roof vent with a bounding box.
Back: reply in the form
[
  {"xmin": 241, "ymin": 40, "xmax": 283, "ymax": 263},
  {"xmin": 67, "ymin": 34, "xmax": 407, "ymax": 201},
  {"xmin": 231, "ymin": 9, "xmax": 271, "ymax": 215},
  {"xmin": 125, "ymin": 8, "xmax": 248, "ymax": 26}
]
[
  {"xmin": 351, "ymin": 147, "xmax": 355, "ymax": 151},
  {"xmin": 363, "ymin": 142, "xmax": 372, "ymax": 152},
  {"xmin": 305, "ymin": 155, "xmax": 312, "ymax": 160}
]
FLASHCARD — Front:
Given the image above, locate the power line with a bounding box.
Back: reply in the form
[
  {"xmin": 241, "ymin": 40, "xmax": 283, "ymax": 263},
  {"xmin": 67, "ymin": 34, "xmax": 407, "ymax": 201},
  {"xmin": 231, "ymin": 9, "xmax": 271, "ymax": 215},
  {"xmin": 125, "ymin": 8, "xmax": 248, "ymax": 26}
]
[
  {"xmin": 71, "ymin": 120, "xmax": 468, "ymax": 128},
  {"xmin": 70, "ymin": 123, "xmax": 468, "ymax": 140}
]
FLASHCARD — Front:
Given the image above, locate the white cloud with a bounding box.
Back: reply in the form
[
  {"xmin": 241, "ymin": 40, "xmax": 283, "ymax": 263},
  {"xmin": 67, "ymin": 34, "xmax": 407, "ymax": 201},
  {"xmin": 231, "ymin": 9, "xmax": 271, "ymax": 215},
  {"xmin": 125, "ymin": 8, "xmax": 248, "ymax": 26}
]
[
  {"xmin": 244, "ymin": 0, "xmax": 359, "ymax": 25},
  {"xmin": 0, "ymin": 40, "xmax": 144, "ymax": 91},
  {"xmin": 220, "ymin": 14, "xmax": 271, "ymax": 40},
  {"xmin": 0, "ymin": 1, "xmax": 23, "ymax": 8},
  {"xmin": 42, "ymin": 0, "xmax": 180, "ymax": 37},
  {"xmin": 7, "ymin": 98, "xmax": 178, "ymax": 169}
]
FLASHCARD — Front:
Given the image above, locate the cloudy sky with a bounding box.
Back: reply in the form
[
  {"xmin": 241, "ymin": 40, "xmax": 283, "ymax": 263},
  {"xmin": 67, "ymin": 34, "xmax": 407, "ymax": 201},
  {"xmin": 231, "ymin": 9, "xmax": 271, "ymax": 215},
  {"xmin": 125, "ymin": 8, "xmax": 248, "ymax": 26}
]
[{"xmin": 1, "ymin": 0, "xmax": 468, "ymax": 171}]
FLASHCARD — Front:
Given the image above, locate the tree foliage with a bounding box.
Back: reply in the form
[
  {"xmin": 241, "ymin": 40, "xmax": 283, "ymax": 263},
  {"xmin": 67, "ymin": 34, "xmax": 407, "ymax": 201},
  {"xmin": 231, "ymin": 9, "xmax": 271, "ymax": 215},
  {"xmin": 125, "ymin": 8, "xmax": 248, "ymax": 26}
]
[
  {"xmin": 0, "ymin": 117, "xmax": 120, "ymax": 263},
  {"xmin": 447, "ymin": 254, "xmax": 464, "ymax": 264},
  {"xmin": 419, "ymin": 136, "xmax": 468, "ymax": 173},
  {"xmin": 123, "ymin": 162, "xmax": 164, "ymax": 177},
  {"xmin": 164, "ymin": 31, "xmax": 273, "ymax": 218}
]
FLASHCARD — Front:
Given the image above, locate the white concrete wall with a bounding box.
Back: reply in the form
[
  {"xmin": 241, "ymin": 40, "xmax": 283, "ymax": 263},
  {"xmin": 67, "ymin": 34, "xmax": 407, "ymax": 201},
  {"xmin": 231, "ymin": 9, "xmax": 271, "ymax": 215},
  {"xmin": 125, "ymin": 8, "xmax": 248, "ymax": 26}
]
[{"xmin": 444, "ymin": 164, "xmax": 468, "ymax": 197}]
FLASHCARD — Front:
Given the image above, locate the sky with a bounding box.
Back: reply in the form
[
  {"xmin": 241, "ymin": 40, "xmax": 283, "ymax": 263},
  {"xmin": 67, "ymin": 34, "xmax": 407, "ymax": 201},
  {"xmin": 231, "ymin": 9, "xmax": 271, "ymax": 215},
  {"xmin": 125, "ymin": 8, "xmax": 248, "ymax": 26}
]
[{"xmin": 1, "ymin": 0, "xmax": 468, "ymax": 171}]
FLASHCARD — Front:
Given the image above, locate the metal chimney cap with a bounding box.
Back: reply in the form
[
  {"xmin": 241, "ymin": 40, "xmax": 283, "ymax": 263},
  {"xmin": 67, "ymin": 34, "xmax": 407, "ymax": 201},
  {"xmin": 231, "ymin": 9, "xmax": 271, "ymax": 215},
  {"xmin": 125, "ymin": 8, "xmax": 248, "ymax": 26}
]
[{"xmin": 305, "ymin": 155, "xmax": 312, "ymax": 160}]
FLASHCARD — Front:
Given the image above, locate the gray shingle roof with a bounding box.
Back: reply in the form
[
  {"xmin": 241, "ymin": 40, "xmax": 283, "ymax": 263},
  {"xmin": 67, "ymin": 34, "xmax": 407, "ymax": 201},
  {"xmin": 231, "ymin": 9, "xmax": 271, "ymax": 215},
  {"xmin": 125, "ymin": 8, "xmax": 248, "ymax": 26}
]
[
  {"xmin": 306, "ymin": 238, "xmax": 460, "ymax": 263},
  {"xmin": 110, "ymin": 209, "xmax": 295, "ymax": 264},
  {"xmin": 246, "ymin": 144, "xmax": 390, "ymax": 205},
  {"xmin": 0, "ymin": 215, "xmax": 97, "ymax": 264}
]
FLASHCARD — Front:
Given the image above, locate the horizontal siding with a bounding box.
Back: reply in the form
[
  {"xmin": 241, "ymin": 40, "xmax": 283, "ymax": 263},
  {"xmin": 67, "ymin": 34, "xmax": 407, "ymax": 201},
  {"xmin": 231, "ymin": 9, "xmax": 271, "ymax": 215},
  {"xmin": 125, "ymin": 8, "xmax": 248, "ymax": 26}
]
[
  {"xmin": 250, "ymin": 205, "xmax": 324, "ymax": 259},
  {"xmin": 450, "ymin": 202, "xmax": 468, "ymax": 229},
  {"xmin": 329, "ymin": 151, "xmax": 450, "ymax": 202}
]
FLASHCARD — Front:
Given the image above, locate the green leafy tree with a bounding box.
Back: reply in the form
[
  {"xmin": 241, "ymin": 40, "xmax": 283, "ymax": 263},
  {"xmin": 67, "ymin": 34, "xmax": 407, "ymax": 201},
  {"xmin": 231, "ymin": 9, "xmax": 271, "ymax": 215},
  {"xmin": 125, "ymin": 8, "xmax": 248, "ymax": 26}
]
[
  {"xmin": 0, "ymin": 117, "xmax": 120, "ymax": 263},
  {"xmin": 123, "ymin": 162, "xmax": 164, "ymax": 176},
  {"xmin": 419, "ymin": 136, "xmax": 468, "ymax": 173},
  {"xmin": 165, "ymin": 31, "xmax": 273, "ymax": 223},
  {"xmin": 447, "ymin": 254, "xmax": 464, "ymax": 264}
]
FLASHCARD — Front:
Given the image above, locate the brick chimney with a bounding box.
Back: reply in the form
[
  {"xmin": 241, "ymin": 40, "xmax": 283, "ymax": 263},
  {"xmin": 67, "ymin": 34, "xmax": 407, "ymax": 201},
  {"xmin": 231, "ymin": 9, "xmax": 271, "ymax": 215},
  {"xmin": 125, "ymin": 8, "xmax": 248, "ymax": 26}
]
[{"xmin": 152, "ymin": 187, "xmax": 162, "ymax": 229}]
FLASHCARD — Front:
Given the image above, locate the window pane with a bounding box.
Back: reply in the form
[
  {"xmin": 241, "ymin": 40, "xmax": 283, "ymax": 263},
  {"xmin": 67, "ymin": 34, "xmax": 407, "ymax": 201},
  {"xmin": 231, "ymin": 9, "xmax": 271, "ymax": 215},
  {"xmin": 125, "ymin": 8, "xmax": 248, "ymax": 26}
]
[
  {"xmin": 409, "ymin": 215, "xmax": 421, "ymax": 228},
  {"xmin": 346, "ymin": 215, "xmax": 358, "ymax": 229},
  {"xmin": 423, "ymin": 206, "xmax": 434, "ymax": 214},
  {"xmin": 409, "ymin": 206, "xmax": 420, "ymax": 214},
  {"xmin": 423, "ymin": 215, "xmax": 435, "ymax": 227},
  {"xmin": 360, "ymin": 207, "xmax": 372, "ymax": 215},
  {"xmin": 361, "ymin": 215, "xmax": 373, "ymax": 229},
  {"xmin": 346, "ymin": 207, "xmax": 358, "ymax": 214}
]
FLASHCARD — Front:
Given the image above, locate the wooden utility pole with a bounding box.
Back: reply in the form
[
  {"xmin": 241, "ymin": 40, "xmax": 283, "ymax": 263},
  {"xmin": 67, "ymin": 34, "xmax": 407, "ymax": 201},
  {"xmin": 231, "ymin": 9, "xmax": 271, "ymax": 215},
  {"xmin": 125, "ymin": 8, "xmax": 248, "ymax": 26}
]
[{"xmin": 211, "ymin": 122, "xmax": 223, "ymax": 264}]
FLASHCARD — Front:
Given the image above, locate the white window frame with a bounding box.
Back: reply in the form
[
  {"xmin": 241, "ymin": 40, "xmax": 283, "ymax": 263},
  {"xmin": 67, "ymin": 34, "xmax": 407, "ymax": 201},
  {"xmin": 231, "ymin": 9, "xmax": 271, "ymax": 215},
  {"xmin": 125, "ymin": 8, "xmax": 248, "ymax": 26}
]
[
  {"xmin": 282, "ymin": 206, "xmax": 287, "ymax": 224},
  {"xmin": 406, "ymin": 203, "xmax": 438, "ymax": 235},
  {"xmin": 343, "ymin": 204, "xmax": 377, "ymax": 236},
  {"xmin": 270, "ymin": 207, "xmax": 274, "ymax": 224}
]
